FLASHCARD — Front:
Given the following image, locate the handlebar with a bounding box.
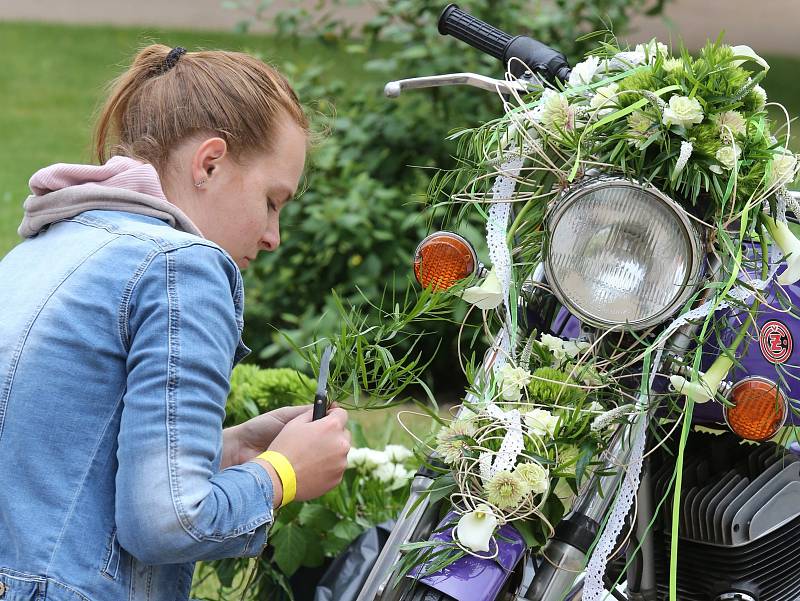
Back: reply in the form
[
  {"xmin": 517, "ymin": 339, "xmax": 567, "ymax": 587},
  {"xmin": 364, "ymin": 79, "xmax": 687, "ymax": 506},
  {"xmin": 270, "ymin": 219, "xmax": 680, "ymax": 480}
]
[{"xmin": 438, "ymin": 3, "xmax": 572, "ymax": 83}]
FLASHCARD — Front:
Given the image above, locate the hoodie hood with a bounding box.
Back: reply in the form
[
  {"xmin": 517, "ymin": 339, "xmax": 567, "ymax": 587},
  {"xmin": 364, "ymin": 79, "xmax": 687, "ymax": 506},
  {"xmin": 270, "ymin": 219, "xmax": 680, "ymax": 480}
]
[{"xmin": 19, "ymin": 156, "xmax": 203, "ymax": 238}]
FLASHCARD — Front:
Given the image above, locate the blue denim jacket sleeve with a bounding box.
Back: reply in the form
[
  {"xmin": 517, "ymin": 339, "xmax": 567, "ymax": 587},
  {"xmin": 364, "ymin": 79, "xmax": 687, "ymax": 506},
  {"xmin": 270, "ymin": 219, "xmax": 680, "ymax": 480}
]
[{"xmin": 114, "ymin": 244, "xmax": 274, "ymax": 565}]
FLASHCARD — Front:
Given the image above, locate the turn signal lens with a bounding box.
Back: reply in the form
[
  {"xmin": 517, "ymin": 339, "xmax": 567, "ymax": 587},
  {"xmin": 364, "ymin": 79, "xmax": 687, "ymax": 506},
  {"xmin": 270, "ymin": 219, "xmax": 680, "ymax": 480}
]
[
  {"xmin": 725, "ymin": 377, "xmax": 787, "ymax": 442},
  {"xmin": 413, "ymin": 232, "xmax": 477, "ymax": 291}
]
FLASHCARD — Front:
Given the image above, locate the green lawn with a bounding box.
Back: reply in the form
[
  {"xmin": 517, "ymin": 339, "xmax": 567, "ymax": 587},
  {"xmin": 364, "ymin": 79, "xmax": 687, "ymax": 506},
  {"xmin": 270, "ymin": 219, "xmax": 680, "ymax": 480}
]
[
  {"xmin": 0, "ymin": 20, "xmax": 387, "ymax": 256},
  {"xmin": 1, "ymin": 20, "xmax": 799, "ymax": 257}
]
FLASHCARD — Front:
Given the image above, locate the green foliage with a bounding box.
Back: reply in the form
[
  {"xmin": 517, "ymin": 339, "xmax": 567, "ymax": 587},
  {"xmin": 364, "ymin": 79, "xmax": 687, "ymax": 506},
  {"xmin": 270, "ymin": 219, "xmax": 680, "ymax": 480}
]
[
  {"xmin": 528, "ymin": 367, "xmax": 586, "ymax": 405},
  {"xmin": 225, "ymin": 365, "xmax": 314, "ymax": 427},
  {"xmin": 228, "ymin": 0, "xmax": 672, "ymax": 392}
]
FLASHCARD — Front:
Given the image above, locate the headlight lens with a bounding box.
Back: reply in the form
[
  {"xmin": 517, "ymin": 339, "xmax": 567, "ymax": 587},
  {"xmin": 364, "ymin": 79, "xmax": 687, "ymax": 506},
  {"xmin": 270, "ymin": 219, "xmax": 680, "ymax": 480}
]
[{"xmin": 544, "ymin": 178, "xmax": 702, "ymax": 330}]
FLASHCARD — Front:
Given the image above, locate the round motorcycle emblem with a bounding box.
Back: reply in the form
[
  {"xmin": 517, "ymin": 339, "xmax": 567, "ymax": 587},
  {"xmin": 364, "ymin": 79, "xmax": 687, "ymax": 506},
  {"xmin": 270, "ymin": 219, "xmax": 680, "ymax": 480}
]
[{"xmin": 759, "ymin": 320, "xmax": 793, "ymax": 364}]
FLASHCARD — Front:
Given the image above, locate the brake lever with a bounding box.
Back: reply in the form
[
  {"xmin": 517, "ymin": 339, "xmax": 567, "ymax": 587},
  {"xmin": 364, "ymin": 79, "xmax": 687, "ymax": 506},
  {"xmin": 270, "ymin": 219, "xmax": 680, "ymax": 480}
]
[{"xmin": 384, "ymin": 72, "xmax": 540, "ymax": 98}]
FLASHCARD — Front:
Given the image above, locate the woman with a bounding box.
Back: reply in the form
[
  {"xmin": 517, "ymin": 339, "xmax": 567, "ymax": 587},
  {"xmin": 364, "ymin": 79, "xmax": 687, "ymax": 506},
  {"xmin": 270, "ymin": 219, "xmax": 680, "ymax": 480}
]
[{"xmin": 0, "ymin": 45, "xmax": 350, "ymax": 600}]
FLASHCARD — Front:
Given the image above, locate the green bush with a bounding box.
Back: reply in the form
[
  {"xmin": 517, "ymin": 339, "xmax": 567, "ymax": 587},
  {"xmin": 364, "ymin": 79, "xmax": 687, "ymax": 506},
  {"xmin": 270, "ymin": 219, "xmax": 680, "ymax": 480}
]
[
  {"xmin": 233, "ymin": 0, "xmax": 671, "ymax": 394},
  {"xmin": 225, "ymin": 365, "xmax": 315, "ymax": 427}
]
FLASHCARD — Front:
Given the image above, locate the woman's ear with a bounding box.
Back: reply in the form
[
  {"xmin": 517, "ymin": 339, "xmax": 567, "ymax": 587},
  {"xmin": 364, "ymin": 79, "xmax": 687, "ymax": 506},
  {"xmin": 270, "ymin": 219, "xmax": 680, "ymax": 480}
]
[{"xmin": 191, "ymin": 137, "xmax": 228, "ymax": 186}]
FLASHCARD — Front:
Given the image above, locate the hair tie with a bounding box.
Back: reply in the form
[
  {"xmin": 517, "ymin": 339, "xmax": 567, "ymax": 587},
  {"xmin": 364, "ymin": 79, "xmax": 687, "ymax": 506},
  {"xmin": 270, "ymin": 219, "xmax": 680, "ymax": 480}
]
[{"xmin": 161, "ymin": 47, "xmax": 187, "ymax": 74}]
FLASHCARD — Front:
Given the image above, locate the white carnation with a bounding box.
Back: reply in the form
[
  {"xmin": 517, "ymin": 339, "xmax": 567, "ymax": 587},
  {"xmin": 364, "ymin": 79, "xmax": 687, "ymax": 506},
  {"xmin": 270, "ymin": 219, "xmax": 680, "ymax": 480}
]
[
  {"xmin": 363, "ymin": 449, "xmax": 389, "ymax": 469},
  {"xmin": 662, "ymin": 95, "xmax": 704, "ymax": 129},
  {"xmin": 373, "ymin": 462, "xmax": 412, "ymax": 489},
  {"xmin": 347, "ymin": 447, "xmax": 369, "ymax": 469},
  {"xmin": 714, "ymin": 111, "xmax": 747, "ymax": 142}
]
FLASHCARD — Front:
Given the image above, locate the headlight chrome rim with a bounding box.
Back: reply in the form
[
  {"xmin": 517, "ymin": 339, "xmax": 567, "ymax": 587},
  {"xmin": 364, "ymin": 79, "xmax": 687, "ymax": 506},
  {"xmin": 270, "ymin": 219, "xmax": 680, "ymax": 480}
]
[{"xmin": 543, "ymin": 177, "xmax": 704, "ymax": 331}]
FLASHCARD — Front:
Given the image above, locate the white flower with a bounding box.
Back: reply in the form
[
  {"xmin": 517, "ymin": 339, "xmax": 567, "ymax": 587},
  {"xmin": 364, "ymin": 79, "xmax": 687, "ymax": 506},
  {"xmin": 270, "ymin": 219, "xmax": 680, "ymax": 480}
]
[
  {"xmin": 752, "ymin": 84, "xmax": 768, "ymax": 111},
  {"xmin": 373, "ymin": 462, "xmax": 413, "ymax": 490},
  {"xmin": 614, "ymin": 50, "xmax": 646, "ymax": 67},
  {"xmin": 715, "ymin": 143, "xmax": 742, "ymax": 171},
  {"xmin": 456, "ymin": 504, "xmax": 498, "ymax": 552},
  {"xmin": 540, "ymin": 89, "xmax": 575, "ymax": 131},
  {"xmin": 634, "ymin": 40, "xmax": 669, "ymax": 62},
  {"xmin": 498, "ymin": 364, "xmax": 532, "ymax": 402},
  {"xmin": 662, "ymin": 95, "xmax": 704, "ymax": 129},
  {"xmin": 436, "ymin": 419, "xmax": 477, "ymax": 464},
  {"xmin": 524, "ymin": 408, "xmax": 559, "ymax": 438},
  {"xmin": 539, "ymin": 333, "xmax": 590, "ymax": 365},
  {"xmin": 461, "ymin": 268, "xmax": 503, "ymax": 310},
  {"xmin": 568, "ymin": 55, "xmax": 601, "ymax": 86},
  {"xmin": 347, "ymin": 447, "xmax": 369, "ymax": 469},
  {"xmin": 557, "ymin": 445, "xmax": 581, "ymax": 476},
  {"xmin": 589, "ymin": 83, "xmax": 619, "ymax": 113},
  {"xmin": 768, "ymin": 152, "xmax": 799, "ymax": 188},
  {"xmin": 384, "ymin": 444, "xmax": 413, "ymax": 463},
  {"xmin": 714, "ymin": 111, "xmax": 747, "ymax": 142},
  {"xmin": 514, "ymin": 461, "xmax": 549, "ymax": 495},
  {"xmin": 662, "ymin": 57, "xmax": 683, "ymax": 73},
  {"xmin": 674, "ymin": 141, "xmax": 693, "ymax": 175},
  {"xmin": 363, "ymin": 449, "xmax": 389, "ymax": 469},
  {"xmin": 731, "ymin": 45, "xmax": 770, "ymax": 71}
]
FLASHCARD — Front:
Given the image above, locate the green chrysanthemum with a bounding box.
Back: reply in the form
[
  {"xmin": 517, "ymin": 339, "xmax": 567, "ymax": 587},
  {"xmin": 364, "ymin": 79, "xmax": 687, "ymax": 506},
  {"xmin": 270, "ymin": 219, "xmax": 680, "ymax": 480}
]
[
  {"xmin": 528, "ymin": 367, "xmax": 586, "ymax": 405},
  {"xmin": 435, "ymin": 419, "xmax": 476, "ymax": 464},
  {"xmin": 484, "ymin": 470, "xmax": 528, "ymax": 509},
  {"xmin": 514, "ymin": 462, "xmax": 549, "ymax": 495}
]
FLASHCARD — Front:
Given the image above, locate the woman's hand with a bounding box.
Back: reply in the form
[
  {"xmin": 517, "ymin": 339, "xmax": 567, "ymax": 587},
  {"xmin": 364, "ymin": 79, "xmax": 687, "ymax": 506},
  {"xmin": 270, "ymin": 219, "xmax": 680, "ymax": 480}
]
[{"xmin": 221, "ymin": 405, "xmax": 312, "ymax": 469}]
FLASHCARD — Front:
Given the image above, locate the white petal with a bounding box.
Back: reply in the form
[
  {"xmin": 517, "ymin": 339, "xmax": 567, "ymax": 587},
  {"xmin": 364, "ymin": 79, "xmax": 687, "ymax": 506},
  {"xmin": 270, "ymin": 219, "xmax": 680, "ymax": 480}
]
[
  {"xmin": 731, "ymin": 45, "xmax": 769, "ymax": 71},
  {"xmin": 462, "ymin": 269, "xmax": 504, "ymax": 310},
  {"xmin": 456, "ymin": 505, "xmax": 498, "ymax": 552}
]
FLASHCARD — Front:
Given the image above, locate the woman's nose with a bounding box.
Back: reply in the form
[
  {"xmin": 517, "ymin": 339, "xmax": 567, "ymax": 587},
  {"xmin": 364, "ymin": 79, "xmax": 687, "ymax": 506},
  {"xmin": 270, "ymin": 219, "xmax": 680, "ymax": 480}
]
[{"xmin": 260, "ymin": 223, "xmax": 280, "ymax": 252}]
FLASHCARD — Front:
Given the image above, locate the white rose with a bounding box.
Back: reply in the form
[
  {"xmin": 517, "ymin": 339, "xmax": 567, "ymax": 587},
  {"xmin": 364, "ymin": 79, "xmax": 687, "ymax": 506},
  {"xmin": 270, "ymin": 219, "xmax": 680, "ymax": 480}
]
[
  {"xmin": 498, "ymin": 364, "xmax": 532, "ymax": 402},
  {"xmin": 524, "ymin": 408, "xmax": 560, "ymax": 438},
  {"xmin": 568, "ymin": 55, "xmax": 601, "ymax": 86},
  {"xmin": 384, "ymin": 444, "xmax": 413, "ymax": 463},
  {"xmin": 562, "ymin": 339, "xmax": 591, "ymax": 359},
  {"xmin": 539, "ymin": 333, "xmax": 567, "ymax": 362},
  {"xmin": 715, "ymin": 143, "xmax": 742, "ymax": 171},
  {"xmin": 662, "ymin": 95, "xmax": 704, "ymax": 129},
  {"xmin": 768, "ymin": 152, "xmax": 799, "ymax": 188}
]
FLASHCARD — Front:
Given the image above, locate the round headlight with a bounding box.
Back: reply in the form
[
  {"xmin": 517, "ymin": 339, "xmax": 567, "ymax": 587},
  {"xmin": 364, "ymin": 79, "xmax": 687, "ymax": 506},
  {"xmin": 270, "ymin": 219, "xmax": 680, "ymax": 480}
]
[{"xmin": 544, "ymin": 178, "xmax": 702, "ymax": 330}]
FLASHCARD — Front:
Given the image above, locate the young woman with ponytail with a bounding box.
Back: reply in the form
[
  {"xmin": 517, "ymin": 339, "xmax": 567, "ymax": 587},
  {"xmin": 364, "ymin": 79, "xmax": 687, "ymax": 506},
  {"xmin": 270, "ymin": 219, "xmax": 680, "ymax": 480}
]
[{"xmin": 0, "ymin": 45, "xmax": 350, "ymax": 601}]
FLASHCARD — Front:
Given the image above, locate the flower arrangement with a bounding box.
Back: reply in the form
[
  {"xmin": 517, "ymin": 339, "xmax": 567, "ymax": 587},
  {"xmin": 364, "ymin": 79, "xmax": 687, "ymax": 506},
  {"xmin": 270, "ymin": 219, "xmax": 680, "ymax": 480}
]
[{"xmin": 388, "ymin": 33, "xmax": 799, "ymax": 586}]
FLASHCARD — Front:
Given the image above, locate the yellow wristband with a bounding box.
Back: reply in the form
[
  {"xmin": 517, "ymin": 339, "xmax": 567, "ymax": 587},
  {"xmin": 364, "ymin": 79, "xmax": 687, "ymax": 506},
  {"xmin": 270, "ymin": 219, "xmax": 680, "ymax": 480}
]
[{"xmin": 256, "ymin": 450, "xmax": 296, "ymax": 507}]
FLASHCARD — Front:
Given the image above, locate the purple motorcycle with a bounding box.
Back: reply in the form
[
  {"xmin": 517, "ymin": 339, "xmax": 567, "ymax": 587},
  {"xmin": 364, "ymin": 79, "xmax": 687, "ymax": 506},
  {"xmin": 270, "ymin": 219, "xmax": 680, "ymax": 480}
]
[{"xmin": 336, "ymin": 5, "xmax": 800, "ymax": 601}]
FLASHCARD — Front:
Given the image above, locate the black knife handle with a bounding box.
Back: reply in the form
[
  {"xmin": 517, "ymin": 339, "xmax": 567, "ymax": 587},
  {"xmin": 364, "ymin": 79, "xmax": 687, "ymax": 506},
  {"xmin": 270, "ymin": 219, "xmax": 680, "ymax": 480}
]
[{"xmin": 312, "ymin": 394, "xmax": 328, "ymax": 421}]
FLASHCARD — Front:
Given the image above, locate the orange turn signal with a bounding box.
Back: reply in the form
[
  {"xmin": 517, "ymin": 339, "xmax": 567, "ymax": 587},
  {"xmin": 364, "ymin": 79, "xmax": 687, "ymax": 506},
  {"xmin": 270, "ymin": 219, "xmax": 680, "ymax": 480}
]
[
  {"xmin": 413, "ymin": 232, "xmax": 477, "ymax": 291},
  {"xmin": 724, "ymin": 377, "xmax": 787, "ymax": 442}
]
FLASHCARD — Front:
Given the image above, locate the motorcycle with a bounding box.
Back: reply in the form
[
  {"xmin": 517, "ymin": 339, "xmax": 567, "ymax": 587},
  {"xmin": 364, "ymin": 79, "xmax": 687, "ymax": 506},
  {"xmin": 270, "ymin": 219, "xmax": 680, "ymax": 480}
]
[{"xmin": 320, "ymin": 5, "xmax": 800, "ymax": 601}]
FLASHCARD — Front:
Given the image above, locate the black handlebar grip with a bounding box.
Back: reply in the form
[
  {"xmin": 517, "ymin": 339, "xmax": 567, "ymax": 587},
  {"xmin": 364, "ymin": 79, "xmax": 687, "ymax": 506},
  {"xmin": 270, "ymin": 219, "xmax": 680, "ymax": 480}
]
[
  {"xmin": 438, "ymin": 3, "xmax": 571, "ymax": 83},
  {"xmin": 438, "ymin": 3, "xmax": 511, "ymax": 61}
]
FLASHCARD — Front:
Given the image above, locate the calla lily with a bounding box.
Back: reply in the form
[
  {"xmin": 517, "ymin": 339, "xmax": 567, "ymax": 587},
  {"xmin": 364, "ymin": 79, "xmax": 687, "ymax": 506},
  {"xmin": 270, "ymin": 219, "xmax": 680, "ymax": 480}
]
[
  {"xmin": 731, "ymin": 45, "xmax": 770, "ymax": 71},
  {"xmin": 670, "ymin": 354, "xmax": 735, "ymax": 404},
  {"xmin": 462, "ymin": 268, "xmax": 504, "ymax": 310},
  {"xmin": 455, "ymin": 504, "xmax": 498, "ymax": 552},
  {"xmin": 763, "ymin": 213, "xmax": 800, "ymax": 285}
]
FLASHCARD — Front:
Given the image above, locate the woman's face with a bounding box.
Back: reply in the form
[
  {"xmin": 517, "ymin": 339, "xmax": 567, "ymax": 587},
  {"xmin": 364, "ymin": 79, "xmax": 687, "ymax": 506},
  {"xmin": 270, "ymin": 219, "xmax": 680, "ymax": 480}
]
[{"xmin": 171, "ymin": 117, "xmax": 307, "ymax": 269}]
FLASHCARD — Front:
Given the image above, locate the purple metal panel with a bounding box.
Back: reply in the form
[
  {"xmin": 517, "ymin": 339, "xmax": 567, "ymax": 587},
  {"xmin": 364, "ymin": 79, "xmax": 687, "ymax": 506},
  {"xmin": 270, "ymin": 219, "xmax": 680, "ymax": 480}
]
[{"xmin": 409, "ymin": 511, "xmax": 526, "ymax": 601}]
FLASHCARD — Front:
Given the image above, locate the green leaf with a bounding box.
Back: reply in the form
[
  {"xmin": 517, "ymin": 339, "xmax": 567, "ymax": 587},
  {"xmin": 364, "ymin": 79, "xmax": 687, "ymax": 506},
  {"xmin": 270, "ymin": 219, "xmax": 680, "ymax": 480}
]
[
  {"xmin": 331, "ymin": 519, "xmax": 364, "ymax": 545},
  {"xmin": 271, "ymin": 524, "xmax": 309, "ymax": 576},
  {"xmin": 298, "ymin": 504, "xmax": 339, "ymax": 531}
]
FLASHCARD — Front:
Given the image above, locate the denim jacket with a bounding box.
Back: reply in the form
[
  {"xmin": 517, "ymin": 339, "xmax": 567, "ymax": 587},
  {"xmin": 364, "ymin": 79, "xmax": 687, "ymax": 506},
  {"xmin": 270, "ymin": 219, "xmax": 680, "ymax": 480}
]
[{"xmin": 0, "ymin": 209, "xmax": 275, "ymax": 601}]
